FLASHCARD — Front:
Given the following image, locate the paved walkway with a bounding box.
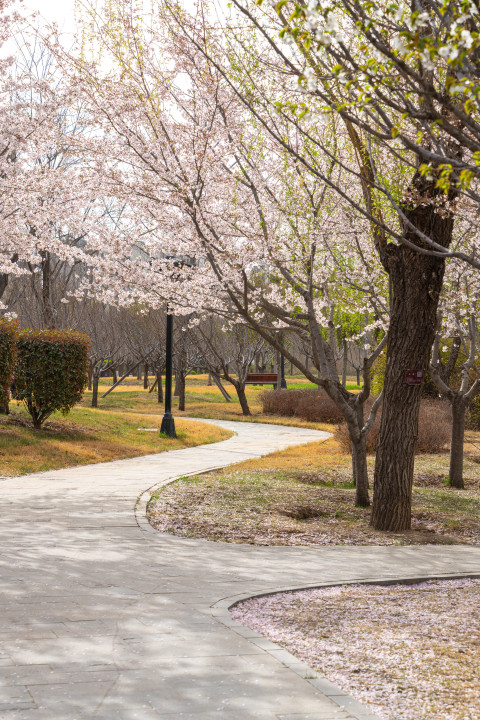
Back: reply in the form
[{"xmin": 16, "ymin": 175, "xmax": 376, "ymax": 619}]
[{"xmin": 1, "ymin": 418, "xmax": 480, "ymax": 720}]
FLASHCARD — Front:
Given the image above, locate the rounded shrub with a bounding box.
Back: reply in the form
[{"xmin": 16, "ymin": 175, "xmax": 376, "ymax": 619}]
[
  {"xmin": 12, "ymin": 329, "xmax": 90, "ymax": 428},
  {"xmin": 0, "ymin": 317, "xmax": 18, "ymax": 413}
]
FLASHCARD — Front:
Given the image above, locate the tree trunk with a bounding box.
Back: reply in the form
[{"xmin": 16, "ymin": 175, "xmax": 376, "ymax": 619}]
[
  {"xmin": 157, "ymin": 370, "xmax": 163, "ymax": 403},
  {"xmin": 0, "ymin": 400, "xmax": 9, "ymax": 415},
  {"xmin": 235, "ymin": 383, "xmax": 251, "ymax": 416},
  {"xmin": 207, "ymin": 372, "xmax": 212, "ymax": 386},
  {"xmin": 371, "ymin": 204, "xmax": 453, "ymax": 531},
  {"xmin": 91, "ymin": 374, "xmax": 99, "ymax": 408},
  {"xmin": 143, "ymin": 363, "xmax": 149, "ymax": 389},
  {"xmin": 41, "ymin": 251, "xmax": 55, "ymax": 329},
  {"xmin": 0, "ymin": 273, "xmax": 8, "ymax": 300},
  {"xmin": 112, "ymin": 368, "xmax": 118, "ymax": 384},
  {"xmin": 351, "ymin": 434, "xmax": 370, "ymax": 507},
  {"xmin": 88, "ymin": 367, "xmax": 93, "ymax": 391},
  {"xmin": 356, "ymin": 367, "xmax": 361, "ymax": 386},
  {"xmin": 137, "ymin": 365, "xmax": 142, "ymax": 381},
  {"xmin": 342, "ymin": 337, "xmax": 348, "ymax": 387},
  {"xmin": 449, "ymin": 397, "xmax": 466, "ymax": 489},
  {"xmin": 178, "ymin": 374, "xmax": 186, "ymax": 411}
]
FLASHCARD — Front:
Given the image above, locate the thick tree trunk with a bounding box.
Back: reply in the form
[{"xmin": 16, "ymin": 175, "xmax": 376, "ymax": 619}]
[
  {"xmin": 112, "ymin": 368, "xmax": 118, "ymax": 384},
  {"xmin": 88, "ymin": 367, "xmax": 93, "ymax": 391},
  {"xmin": 449, "ymin": 397, "xmax": 466, "ymax": 489},
  {"xmin": 0, "ymin": 401, "xmax": 9, "ymax": 415},
  {"xmin": 143, "ymin": 364, "xmax": 149, "ymax": 389},
  {"xmin": 207, "ymin": 372, "xmax": 212, "ymax": 386},
  {"xmin": 91, "ymin": 375, "xmax": 99, "ymax": 408},
  {"xmin": 356, "ymin": 367, "xmax": 361, "ymax": 386},
  {"xmin": 371, "ymin": 206, "xmax": 453, "ymax": 531},
  {"xmin": 235, "ymin": 383, "xmax": 251, "ymax": 416}
]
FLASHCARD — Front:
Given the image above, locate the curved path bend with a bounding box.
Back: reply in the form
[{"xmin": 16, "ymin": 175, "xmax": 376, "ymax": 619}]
[{"xmin": 1, "ymin": 418, "xmax": 480, "ymax": 720}]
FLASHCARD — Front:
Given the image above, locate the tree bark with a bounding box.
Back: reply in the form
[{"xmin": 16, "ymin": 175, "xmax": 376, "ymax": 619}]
[
  {"xmin": 91, "ymin": 374, "xmax": 99, "ymax": 408},
  {"xmin": 157, "ymin": 370, "xmax": 164, "ymax": 403},
  {"xmin": 235, "ymin": 382, "xmax": 251, "ymax": 416},
  {"xmin": 342, "ymin": 336, "xmax": 348, "ymax": 387},
  {"xmin": 177, "ymin": 374, "xmax": 186, "ymax": 411},
  {"xmin": 449, "ymin": 397, "xmax": 466, "ymax": 489},
  {"xmin": 371, "ymin": 205, "xmax": 453, "ymax": 531},
  {"xmin": 351, "ymin": 434, "xmax": 370, "ymax": 507},
  {"xmin": 41, "ymin": 251, "xmax": 55, "ymax": 329},
  {"xmin": 143, "ymin": 363, "xmax": 149, "ymax": 389}
]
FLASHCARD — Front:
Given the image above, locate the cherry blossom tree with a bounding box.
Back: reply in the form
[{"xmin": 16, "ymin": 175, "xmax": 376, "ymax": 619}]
[
  {"xmin": 158, "ymin": 0, "xmax": 473, "ymax": 530},
  {"xmin": 47, "ymin": 0, "xmax": 391, "ymax": 507}
]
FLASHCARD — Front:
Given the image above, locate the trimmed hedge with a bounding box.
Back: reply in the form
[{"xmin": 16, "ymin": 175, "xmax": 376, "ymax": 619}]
[
  {"xmin": 12, "ymin": 330, "xmax": 90, "ymax": 428},
  {"xmin": 0, "ymin": 317, "xmax": 18, "ymax": 413}
]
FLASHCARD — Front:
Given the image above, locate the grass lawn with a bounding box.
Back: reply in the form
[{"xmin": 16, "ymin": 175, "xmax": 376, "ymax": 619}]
[
  {"xmin": 0, "ymin": 404, "xmax": 231, "ymax": 476},
  {"xmin": 0, "ymin": 372, "xmax": 333, "ymax": 476},
  {"xmin": 147, "ymin": 432, "xmax": 480, "ymax": 546},
  {"xmin": 80, "ymin": 373, "xmax": 354, "ymax": 429}
]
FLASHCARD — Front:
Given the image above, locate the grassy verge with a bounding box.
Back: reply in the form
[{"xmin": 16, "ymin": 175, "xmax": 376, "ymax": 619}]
[
  {"xmin": 0, "ymin": 405, "xmax": 231, "ymax": 476},
  {"xmin": 147, "ymin": 434, "xmax": 480, "ymax": 545},
  {"xmin": 79, "ymin": 374, "xmax": 339, "ymax": 430}
]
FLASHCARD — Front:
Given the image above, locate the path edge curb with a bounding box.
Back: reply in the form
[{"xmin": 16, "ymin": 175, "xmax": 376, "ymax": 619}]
[{"xmin": 210, "ymin": 571, "xmax": 480, "ymax": 720}]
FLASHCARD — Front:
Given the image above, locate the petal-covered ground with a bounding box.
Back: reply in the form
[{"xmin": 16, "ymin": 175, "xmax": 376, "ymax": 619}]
[{"xmin": 231, "ymin": 579, "xmax": 480, "ymax": 720}]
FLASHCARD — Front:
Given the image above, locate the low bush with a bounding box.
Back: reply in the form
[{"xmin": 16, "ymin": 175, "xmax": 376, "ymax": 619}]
[
  {"xmin": 335, "ymin": 399, "xmax": 451, "ymax": 455},
  {"xmin": 262, "ymin": 388, "xmax": 345, "ymax": 424},
  {"xmin": 12, "ymin": 330, "xmax": 90, "ymax": 428},
  {"xmin": 0, "ymin": 317, "xmax": 18, "ymax": 413}
]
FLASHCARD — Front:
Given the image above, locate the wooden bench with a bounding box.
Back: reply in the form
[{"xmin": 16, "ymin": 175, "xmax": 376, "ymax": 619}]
[{"xmin": 245, "ymin": 373, "xmax": 278, "ymax": 388}]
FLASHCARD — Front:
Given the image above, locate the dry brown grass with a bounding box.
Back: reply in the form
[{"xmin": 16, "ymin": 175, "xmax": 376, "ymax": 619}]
[
  {"xmin": 0, "ymin": 407, "xmax": 231, "ymax": 476},
  {"xmin": 81, "ymin": 376, "xmax": 333, "ymax": 430},
  {"xmin": 147, "ymin": 433, "xmax": 480, "ymax": 546}
]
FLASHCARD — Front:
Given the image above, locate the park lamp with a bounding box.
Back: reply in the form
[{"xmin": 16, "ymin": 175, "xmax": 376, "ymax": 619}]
[{"xmin": 160, "ymin": 256, "xmax": 195, "ymax": 438}]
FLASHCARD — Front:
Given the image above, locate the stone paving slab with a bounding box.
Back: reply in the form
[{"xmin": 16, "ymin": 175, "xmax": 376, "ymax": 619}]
[{"xmin": 1, "ymin": 418, "xmax": 479, "ymax": 719}]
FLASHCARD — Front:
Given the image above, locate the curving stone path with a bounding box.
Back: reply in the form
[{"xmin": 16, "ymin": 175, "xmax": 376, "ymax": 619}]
[{"xmin": 0, "ymin": 418, "xmax": 480, "ymax": 720}]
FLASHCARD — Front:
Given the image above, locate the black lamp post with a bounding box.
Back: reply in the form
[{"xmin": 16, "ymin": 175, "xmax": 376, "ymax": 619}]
[{"xmin": 160, "ymin": 308, "xmax": 176, "ymax": 438}]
